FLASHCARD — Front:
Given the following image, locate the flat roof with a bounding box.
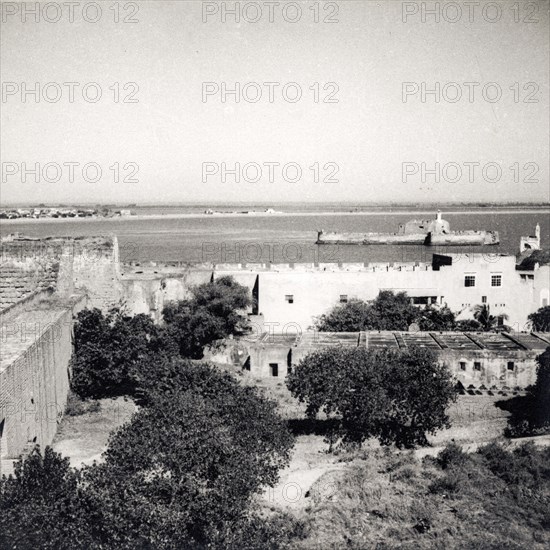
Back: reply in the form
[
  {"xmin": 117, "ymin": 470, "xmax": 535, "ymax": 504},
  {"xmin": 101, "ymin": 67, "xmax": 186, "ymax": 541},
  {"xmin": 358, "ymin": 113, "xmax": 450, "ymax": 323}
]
[{"xmin": 249, "ymin": 331, "xmax": 550, "ymax": 353}]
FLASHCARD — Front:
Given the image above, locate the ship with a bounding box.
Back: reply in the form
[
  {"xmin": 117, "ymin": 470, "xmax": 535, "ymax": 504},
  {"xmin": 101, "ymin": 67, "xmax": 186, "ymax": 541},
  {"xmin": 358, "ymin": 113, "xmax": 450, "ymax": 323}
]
[{"xmin": 316, "ymin": 211, "xmax": 499, "ymax": 246}]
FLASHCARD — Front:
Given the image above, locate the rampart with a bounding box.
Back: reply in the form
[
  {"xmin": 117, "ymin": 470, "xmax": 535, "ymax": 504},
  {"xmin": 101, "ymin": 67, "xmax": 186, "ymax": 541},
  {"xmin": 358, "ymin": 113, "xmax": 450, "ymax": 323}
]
[
  {"xmin": 0, "ymin": 296, "xmax": 86, "ymax": 474},
  {"xmin": 1, "ymin": 236, "xmax": 122, "ymax": 312}
]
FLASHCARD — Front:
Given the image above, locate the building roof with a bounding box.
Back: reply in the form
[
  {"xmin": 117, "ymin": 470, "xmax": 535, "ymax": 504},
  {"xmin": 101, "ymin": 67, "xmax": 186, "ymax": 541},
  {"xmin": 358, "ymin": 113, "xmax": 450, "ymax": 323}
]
[{"xmin": 250, "ymin": 330, "xmax": 550, "ymax": 353}]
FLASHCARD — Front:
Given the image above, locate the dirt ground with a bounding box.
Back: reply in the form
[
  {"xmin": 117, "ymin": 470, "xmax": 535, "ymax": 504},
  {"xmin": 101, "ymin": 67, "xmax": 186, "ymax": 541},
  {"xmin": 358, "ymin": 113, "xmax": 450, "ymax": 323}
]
[{"xmin": 52, "ymin": 397, "xmax": 136, "ymax": 467}]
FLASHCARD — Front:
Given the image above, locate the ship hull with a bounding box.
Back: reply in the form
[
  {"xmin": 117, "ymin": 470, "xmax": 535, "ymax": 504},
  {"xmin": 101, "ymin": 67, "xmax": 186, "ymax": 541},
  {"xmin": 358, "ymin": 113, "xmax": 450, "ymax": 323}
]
[
  {"xmin": 427, "ymin": 231, "xmax": 499, "ymax": 246},
  {"xmin": 316, "ymin": 233, "xmax": 428, "ymax": 245},
  {"xmin": 317, "ymin": 231, "xmax": 499, "ymax": 246}
]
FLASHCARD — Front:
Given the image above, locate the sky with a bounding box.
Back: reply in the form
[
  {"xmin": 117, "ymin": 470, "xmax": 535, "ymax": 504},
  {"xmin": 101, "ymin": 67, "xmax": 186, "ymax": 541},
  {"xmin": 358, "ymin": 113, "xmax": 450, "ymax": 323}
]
[{"xmin": 1, "ymin": 0, "xmax": 549, "ymax": 204}]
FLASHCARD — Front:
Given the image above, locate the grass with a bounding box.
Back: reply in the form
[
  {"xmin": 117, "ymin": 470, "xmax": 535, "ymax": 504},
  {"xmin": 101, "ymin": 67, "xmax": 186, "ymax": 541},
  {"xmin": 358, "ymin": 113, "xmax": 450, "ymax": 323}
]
[{"xmin": 290, "ymin": 442, "xmax": 550, "ymax": 549}]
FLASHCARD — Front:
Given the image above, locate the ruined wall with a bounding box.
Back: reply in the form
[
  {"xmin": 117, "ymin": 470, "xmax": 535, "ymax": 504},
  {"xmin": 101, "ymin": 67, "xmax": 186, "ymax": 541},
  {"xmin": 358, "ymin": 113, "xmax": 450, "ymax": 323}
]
[
  {"xmin": 1, "ymin": 236, "xmax": 123, "ymax": 314},
  {"xmin": 70, "ymin": 238, "xmax": 122, "ymax": 310},
  {"xmin": 121, "ymin": 269, "xmax": 212, "ymax": 321},
  {"xmin": 0, "ymin": 308, "xmax": 74, "ymax": 465}
]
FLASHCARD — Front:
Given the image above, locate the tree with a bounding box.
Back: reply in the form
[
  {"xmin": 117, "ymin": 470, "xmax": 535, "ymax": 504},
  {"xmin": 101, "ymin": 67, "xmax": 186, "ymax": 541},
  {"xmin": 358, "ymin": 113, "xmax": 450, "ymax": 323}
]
[
  {"xmin": 528, "ymin": 306, "xmax": 550, "ymax": 332},
  {"xmin": 287, "ymin": 346, "xmax": 457, "ymax": 448},
  {"xmin": 70, "ymin": 308, "xmax": 163, "ymax": 399},
  {"xmin": 315, "ymin": 299, "xmax": 371, "ymax": 332},
  {"xmin": 0, "ymin": 447, "xmax": 94, "ymax": 550},
  {"xmin": 416, "ymin": 305, "xmax": 457, "ymax": 331},
  {"xmin": 162, "ymin": 276, "xmax": 251, "ymax": 359},
  {"xmin": 473, "ymin": 304, "xmax": 509, "ymax": 332},
  {"xmin": 367, "ymin": 291, "xmax": 419, "ymax": 331},
  {"xmin": 533, "ymin": 348, "xmax": 550, "ymax": 426},
  {"xmin": 3, "ymin": 363, "xmax": 297, "ymax": 549},
  {"xmin": 85, "ymin": 361, "xmax": 295, "ymax": 547},
  {"xmin": 315, "ymin": 291, "xmax": 419, "ymax": 332}
]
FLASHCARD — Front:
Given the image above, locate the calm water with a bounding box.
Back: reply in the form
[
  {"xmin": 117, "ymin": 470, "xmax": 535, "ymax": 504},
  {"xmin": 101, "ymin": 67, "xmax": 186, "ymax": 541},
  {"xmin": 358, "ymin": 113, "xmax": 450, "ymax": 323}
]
[{"xmin": 1, "ymin": 208, "xmax": 548, "ymax": 264}]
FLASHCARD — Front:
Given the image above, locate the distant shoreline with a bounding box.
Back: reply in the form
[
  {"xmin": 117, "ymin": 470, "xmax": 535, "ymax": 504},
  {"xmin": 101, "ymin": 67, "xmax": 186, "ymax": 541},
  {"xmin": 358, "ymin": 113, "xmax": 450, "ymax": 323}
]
[{"xmin": 1, "ymin": 207, "xmax": 549, "ymax": 225}]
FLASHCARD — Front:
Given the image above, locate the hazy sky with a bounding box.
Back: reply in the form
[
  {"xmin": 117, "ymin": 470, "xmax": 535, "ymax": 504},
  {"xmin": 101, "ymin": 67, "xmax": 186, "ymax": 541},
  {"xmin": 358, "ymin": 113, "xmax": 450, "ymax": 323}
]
[{"xmin": 1, "ymin": 0, "xmax": 549, "ymax": 204}]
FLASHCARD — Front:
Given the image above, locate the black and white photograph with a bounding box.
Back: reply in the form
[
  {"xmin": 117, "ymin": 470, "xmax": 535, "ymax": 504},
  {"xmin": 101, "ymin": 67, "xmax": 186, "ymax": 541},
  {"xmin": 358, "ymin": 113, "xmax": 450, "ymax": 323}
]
[{"xmin": 1, "ymin": 1, "xmax": 549, "ymax": 548}]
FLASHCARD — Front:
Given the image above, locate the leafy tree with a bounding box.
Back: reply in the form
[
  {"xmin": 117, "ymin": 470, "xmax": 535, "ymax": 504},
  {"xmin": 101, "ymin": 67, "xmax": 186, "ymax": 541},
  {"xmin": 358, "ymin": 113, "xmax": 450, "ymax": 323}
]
[
  {"xmin": 367, "ymin": 291, "xmax": 418, "ymax": 331},
  {"xmin": 287, "ymin": 346, "xmax": 457, "ymax": 448},
  {"xmin": 528, "ymin": 305, "xmax": 550, "ymax": 332},
  {"xmin": 0, "ymin": 447, "xmax": 95, "ymax": 550},
  {"xmin": 85, "ymin": 361, "xmax": 294, "ymax": 547},
  {"xmin": 315, "ymin": 291, "xmax": 419, "ymax": 332},
  {"xmin": 416, "ymin": 304, "xmax": 457, "ymax": 331},
  {"xmin": 70, "ymin": 308, "xmax": 163, "ymax": 399},
  {"xmin": 162, "ymin": 276, "xmax": 251, "ymax": 359},
  {"xmin": 473, "ymin": 304, "xmax": 509, "ymax": 332},
  {"xmin": 3, "ymin": 363, "xmax": 297, "ymax": 549},
  {"xmin": 315, "ymin": 299, "xmax": 371, "ymax": 332}
]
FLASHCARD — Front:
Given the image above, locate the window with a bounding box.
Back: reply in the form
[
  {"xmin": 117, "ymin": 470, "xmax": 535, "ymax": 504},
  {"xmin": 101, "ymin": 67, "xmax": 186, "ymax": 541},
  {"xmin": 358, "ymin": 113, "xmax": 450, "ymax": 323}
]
[
  {"xmin": 491, "ymin": 274, "xmax": 502, "ymax": 287},
  {"xmin": 507, "ymin": 361, "xmax": 515, "ymax": 371},
  {"xmin": 270, "ymin": 363, "xmax": 279, "ymax": 377},
  {"xmin": 285, "ymin": 294, "xmax": 294, "ymax": 304},
  {"xmin": 464, "ymin": 275, "xmax": 476, "ymax": 287},
  {"xmin": 474, "ymin": 362, "xmax": 482, "ymax": 371},
  {"xmin": 482, "ymin": 296, "xmax": 487, "ymax": 303},
  {"xmin": 287, "ymin": 365, "xmax": 292, "ymax": 375},
  {"xmin": 459, "ymin": 362, "xmax": 467, "ymax": 371},
  {"xmin": 340, "ymin": 294, "xmax": 348, "ymax": 303}
]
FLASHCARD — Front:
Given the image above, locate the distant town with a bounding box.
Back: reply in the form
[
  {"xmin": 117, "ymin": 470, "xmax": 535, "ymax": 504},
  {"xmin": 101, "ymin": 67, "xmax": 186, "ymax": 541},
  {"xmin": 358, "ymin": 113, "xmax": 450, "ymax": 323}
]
[{"xmin": 0, "ymin": 207, "xmax": 133, "ymax": 220}]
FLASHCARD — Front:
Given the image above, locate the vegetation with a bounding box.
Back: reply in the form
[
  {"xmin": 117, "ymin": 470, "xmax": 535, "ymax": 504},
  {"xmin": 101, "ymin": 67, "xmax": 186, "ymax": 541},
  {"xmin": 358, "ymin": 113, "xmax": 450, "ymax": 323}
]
[
  {"xmin": 1, "ymin": 362, "xmax": 297, "ymax": 549},
  {"xmin": 294, "ymin": 442, "xmax": 550, "ymax": 549},
  {"xmin": 316, "ymin": 291, "xmax": 424, "ymax": 332},
  {"xmin": 518, "ymin": 248, "xmax": 550, "ymax": 269},
  {"xmin": 316, "ymin": 292, "xmax": 515, "ymax": 333},
  {"xmin": 286, "ymin": 346, "xmax": 457, "ymax": 448},
  {"xmin": 162, "ymin": 275, "xmax": 251, "ymax": 359},
  {"xmin": 70, "ymin": 276, "xmax": 251, "ymax": 399},
  {"xmin": 505, "ymin": 349, "xmax": 550, "ymax": 437},
  {"xmin": 473, "ymin": 303, "xmax": 509, "ymax": 331},
  {"xmin": 415, "ymin": 304, "xmax": 457, "ymax": 331},
  {"xmin": 70, "ymin": 308, "xmax": 163, "ymax": 399},
  {"xmin": 0, "ymin": 447, "xmax": 95, "ymax": 549},
  {"xmin": 529, "ymin": 305, "xmax": 550, "ymax": 332}
]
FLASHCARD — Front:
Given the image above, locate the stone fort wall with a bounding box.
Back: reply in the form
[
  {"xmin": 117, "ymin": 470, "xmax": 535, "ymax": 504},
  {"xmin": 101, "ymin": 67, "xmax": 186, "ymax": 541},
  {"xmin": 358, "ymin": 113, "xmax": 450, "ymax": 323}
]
[{"xmin": 0, "ymin": 304, "xmax": 82, "ymax": 474}]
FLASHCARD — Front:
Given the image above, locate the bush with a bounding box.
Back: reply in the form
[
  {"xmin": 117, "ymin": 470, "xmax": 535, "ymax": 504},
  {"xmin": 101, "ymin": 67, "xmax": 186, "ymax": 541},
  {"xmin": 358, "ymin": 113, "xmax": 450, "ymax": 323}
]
[{"xmin": 436, "ymin": 442, "xmax": 470, "ymax": 470}]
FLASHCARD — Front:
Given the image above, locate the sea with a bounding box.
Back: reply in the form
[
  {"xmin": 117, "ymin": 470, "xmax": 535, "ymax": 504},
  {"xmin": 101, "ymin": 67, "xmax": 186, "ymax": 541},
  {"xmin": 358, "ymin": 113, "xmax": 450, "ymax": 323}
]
[{"xmin": 1, "ymin": 204, "xmax": 548, "ymax": 265}]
